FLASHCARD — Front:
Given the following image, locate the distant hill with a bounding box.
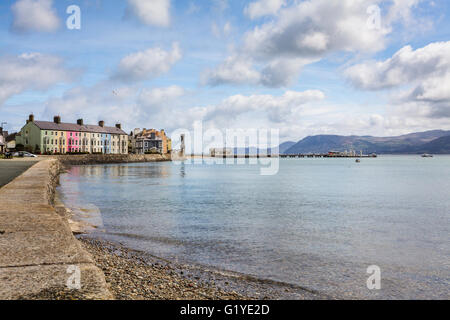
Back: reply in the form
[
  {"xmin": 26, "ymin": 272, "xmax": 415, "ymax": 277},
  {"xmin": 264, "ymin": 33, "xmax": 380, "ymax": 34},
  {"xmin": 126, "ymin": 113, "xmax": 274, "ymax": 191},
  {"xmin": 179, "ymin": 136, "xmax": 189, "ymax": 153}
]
[
  {"xmin": 283, "ymin": 130, "xmax": 450, "ymax": 155},
  {"xmin": 406, "ymin": 135, "xmax": 450, "ymax": 154},
  {"xmin": 232, "ymin": 142, "xmax": 295, "ymax": 155},
  {"xmin": 278, "ymin": 141, "xmax": 296, "ymax": 154}
]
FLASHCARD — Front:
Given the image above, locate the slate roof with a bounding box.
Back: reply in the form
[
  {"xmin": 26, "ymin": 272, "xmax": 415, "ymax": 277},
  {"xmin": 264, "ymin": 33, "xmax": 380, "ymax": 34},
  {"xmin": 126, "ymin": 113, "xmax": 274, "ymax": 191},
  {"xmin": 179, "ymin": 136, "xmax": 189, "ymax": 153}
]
[
  {"xmin": 6, "ymin": 133, "xmax": 18, "ymax": 142},
  {"xmin": 33, "ymin": 121, "xmax": 127, "ymax": 135}
]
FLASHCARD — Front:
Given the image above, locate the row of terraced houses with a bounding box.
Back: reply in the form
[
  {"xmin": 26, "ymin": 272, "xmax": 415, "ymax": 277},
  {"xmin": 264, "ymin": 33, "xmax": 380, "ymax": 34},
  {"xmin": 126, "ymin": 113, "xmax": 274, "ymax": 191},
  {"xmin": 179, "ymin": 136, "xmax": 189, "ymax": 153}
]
[{"xmin": 16, "ymin": 115, "xmax": 129, "ymax": 154}]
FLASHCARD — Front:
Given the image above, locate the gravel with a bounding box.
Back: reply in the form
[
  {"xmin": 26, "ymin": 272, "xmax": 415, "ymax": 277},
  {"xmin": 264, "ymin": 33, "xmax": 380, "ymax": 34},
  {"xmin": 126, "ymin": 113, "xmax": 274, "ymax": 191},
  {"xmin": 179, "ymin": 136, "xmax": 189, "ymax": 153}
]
[{"xmin": 79, "ymin": 237, "xmax": 253, "ymax": 300}]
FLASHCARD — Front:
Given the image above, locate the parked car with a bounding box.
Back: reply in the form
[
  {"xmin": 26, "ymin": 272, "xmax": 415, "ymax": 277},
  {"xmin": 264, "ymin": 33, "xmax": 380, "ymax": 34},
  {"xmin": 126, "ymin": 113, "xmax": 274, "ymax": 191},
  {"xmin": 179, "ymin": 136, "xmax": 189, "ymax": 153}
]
[{"xmin": 12, "ymin": 151, "xmax": 38, "ymax": 158}]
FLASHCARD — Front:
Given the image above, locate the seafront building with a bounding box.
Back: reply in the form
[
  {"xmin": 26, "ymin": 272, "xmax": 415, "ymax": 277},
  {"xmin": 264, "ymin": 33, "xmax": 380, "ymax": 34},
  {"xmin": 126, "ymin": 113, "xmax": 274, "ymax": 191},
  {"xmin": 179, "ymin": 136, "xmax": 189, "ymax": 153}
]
[
  {"xmin": 130, "ymin": 128, "xmax": 172, "ymax": 155},
  {"xmin": 0, "ymin": 127, "xmax": 7, "ymax": 153},
  {"xmin": 5, "ymin": 133, "xmax": 17, "ymax": 151},
  {"xmin": 16, "ymin": 115, "xmax": 128, "ymax": 154}
]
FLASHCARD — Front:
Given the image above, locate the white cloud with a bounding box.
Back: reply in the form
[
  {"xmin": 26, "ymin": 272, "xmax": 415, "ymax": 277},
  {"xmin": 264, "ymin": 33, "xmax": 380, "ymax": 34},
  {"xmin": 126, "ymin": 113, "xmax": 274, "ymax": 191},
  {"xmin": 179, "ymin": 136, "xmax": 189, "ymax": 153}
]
[
  {"xmin": 244, "ymin": 0, "xmax": 389, "ymax": 60},
  {"xmin": 126, "ymin": 0, "xmax": 171, "ymax": 27},
  {"xmin": 11, "ymin": 0, "xmax": 60, "ymax": 33},
  {"xmin": 202, "ymin": 54, "xmax": 317, "ymax": 88},
  {"xmin": 206, "ymin": 0, "xmax": 390, "ymax": 87},
  {"xmin": 202, "ymin": 90, "xmax": 326, "ymax": 124},
  {"xmin": 0, "ymin": 53, "xmax": 76, "ymax": 105},
  {"xmin": 413, "ymin": 72, "xmax": 450, "ymax": 102},
  {"xmin": 345, "ymin": 42, "xmax": 450, "ymax": 91},
  {"xmin": 245, "ymin": 0, "xmax": 285, "ymax": 19},
  {"xmin": 112, "ymin": 43, "xmax": 182, "ymax": 82},
  {"xmin": 260, "ymin": 57, "xmax": 318, "ymax": 87},
  {"xmin": 202, "ymin": 56, "xmax": 261, "ymax": 86},
  {"xmin": 346, "ymin": 41, "xmax": 450, "ymax": 119},
  {"xmin": 138, "ymin": 85, "xmax": 185, "ymax": 109},
  {"xmin": 105, "ymin": 89, "xmax": 325, "ymax": 133},
  {"xmin": 205, "ymin": 0, "xmax": 430, "ymax": 88},
  {"xmin": 386, "ymin": 0, "xmax": 425, "ymax": 26}
]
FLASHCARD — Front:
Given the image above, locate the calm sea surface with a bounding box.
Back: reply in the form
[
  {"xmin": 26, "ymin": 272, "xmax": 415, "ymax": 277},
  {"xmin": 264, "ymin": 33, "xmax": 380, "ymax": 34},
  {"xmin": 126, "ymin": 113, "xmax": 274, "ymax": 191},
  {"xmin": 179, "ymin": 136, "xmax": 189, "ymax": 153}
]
[{"xmin": 58, "ymin": 156, "xmax": 450, "ymax": 299}]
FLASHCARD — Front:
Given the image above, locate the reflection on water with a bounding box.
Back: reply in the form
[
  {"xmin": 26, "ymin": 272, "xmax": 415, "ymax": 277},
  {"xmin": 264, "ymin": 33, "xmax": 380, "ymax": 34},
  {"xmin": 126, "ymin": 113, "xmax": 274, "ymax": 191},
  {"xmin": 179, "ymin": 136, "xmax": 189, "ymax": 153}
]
[
  {"xmin": 180, "ymin": 163, "xmax": 186, "ymax": 178},
  {"xmin": 58, "ymin": 157, "xmax": 450, "ymax": 299},
  {"xmin": 69, "ymin": 163, "xmax": 172, "ymax": 179}
]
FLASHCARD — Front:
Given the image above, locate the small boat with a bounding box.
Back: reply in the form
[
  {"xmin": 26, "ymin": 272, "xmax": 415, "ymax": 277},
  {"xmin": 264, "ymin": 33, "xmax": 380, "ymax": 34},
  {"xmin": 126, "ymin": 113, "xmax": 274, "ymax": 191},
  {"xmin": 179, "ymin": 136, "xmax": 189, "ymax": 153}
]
[
  {"xmin": 355, "ymin": 159, "xmax": 361, "ymax": 163},
  {"xmin": 421, "ymin": 154, "xmax": 433, "ymax": 158}
]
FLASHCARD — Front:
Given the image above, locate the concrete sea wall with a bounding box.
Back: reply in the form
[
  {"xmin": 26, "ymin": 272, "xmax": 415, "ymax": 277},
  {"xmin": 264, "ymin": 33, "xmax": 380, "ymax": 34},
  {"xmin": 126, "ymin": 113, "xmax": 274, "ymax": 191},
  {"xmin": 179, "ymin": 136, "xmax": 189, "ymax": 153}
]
[
  {"xmin": 56, "ymin": 153, "xmax": 171, "ymax": 166},
  {"xmin": 0, "ymin": 159, "xmax": 113, "ymax": 299}
]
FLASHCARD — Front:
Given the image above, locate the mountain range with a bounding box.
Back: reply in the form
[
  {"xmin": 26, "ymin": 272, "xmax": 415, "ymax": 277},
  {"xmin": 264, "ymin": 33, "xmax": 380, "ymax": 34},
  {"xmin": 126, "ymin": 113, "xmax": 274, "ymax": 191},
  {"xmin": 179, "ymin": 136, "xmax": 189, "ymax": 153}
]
[{"xmin": 282, "ymin": 130, "xmax": 450, "ymax": 155}]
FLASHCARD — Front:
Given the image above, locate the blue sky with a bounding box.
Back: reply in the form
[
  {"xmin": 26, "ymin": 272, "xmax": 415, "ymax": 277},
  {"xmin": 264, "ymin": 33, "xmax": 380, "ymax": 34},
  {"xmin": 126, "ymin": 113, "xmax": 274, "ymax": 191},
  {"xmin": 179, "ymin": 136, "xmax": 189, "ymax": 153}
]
[{"xmin": 1, "ymin": 0, "xmax": 450, "ymax": 142}]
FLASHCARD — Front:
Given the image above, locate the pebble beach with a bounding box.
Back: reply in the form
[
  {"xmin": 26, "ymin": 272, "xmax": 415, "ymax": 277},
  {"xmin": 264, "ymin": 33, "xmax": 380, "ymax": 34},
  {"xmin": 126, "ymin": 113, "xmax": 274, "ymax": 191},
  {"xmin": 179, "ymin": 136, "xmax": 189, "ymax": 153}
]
[{"xmin": 78, "ymin": 237, "xmax": 325, "ymax": 300}]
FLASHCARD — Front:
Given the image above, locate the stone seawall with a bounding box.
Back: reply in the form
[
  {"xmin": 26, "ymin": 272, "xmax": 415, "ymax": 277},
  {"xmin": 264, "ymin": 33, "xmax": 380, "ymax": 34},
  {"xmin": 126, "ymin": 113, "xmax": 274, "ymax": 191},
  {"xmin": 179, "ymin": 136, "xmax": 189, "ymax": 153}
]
[
  {"xmin": 56, "ymin": 153, "xmax": 171, "ymax": 166},
  {"xmin": 0, "ymin": 159, "xmax": 113, "ymax": 300}
]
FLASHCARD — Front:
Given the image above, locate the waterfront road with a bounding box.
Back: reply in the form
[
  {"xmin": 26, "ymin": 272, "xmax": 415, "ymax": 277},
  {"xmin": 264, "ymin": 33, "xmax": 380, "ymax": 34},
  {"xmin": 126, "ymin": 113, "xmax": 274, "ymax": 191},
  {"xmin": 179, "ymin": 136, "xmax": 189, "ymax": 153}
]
[{"xmin": 0, "ymin": 159, "xmax": 40, "ymax": 188}]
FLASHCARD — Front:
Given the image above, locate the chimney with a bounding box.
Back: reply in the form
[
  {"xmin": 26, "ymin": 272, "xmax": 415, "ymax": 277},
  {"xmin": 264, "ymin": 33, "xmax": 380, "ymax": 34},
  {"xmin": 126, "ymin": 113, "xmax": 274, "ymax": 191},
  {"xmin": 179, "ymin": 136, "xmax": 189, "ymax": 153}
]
[
  {"xmin": 29, "ymin": 114, "xmax": 35, "ymax": 122},
  {"xmin": 116, "ymin": 123, "xmax": 121, "ymax": 130},
  {"xmin": 99, "ymin": 120, "xmax": 105, "ymax": 127},
  {"xmin": 77, "ymin": 119, "xmax": 84, "ymax": 126},
  {"xmin": 54, "ymin": 116, "xmax": 61, "ymax": 124}
]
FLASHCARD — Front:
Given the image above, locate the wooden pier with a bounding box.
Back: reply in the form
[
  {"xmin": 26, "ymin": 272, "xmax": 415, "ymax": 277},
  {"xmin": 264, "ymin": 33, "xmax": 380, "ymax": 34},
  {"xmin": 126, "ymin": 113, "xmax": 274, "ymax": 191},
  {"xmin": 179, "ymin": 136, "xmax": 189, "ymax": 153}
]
[
  {"xmin": 203, "ymin": 153, "xmax": 378, "ymax": 159},
  {"xmin": 279, "ymin": 153, "xmax": 378, "ymax": 159}
]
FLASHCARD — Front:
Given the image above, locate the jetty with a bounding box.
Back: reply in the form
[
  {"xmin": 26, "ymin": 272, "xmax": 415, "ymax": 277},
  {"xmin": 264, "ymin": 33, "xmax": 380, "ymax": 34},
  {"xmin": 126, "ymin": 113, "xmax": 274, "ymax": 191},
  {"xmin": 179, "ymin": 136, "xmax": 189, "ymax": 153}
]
[
  {"xmin": 205, "ymin": 153, "xmax": 378, "ymax": 159},
  {"xmin": 279, "ymin": 153, "xmax": 378, "ymax": 159}
]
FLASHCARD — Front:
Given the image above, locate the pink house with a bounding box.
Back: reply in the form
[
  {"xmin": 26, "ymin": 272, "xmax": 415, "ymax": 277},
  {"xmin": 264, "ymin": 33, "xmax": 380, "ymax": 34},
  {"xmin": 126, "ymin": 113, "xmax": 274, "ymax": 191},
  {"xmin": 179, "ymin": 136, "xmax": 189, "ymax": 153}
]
[{"xmin": 67, "ymin": 131, "xmax": 80, "ymax": 153}]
